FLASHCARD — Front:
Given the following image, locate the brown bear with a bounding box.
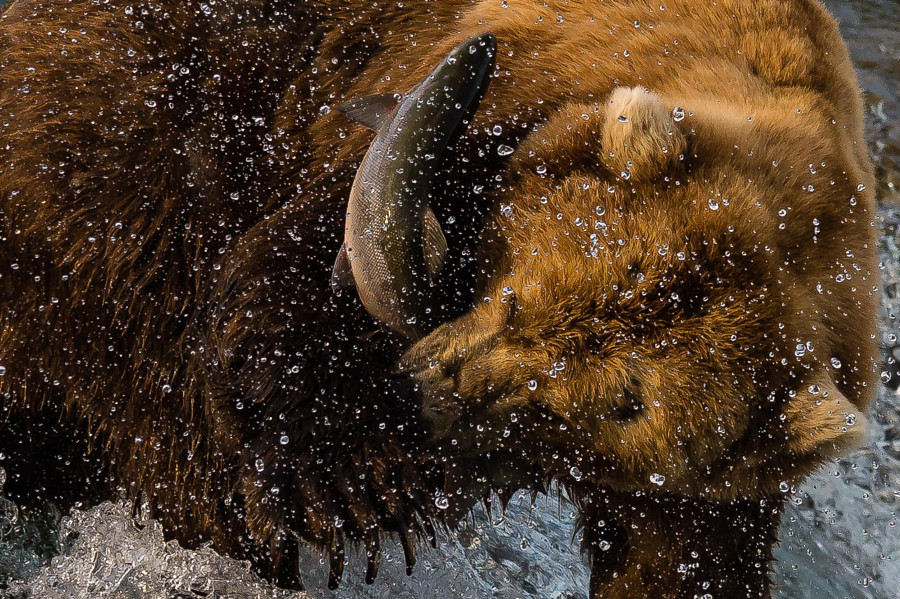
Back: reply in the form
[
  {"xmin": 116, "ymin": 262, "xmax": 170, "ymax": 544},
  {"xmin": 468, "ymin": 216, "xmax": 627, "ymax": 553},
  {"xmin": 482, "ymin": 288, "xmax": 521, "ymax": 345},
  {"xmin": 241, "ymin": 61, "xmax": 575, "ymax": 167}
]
[
  {"xmin": 0, "ymin": 0, "xmax": 877, "ymax": 598},
  {"xmin": 0, "ymin": 0, "xmax": 452, "ymax": 589},
  {"xmin": 395, "ymin": 1, "xmax": 879, "ymax": 597}
]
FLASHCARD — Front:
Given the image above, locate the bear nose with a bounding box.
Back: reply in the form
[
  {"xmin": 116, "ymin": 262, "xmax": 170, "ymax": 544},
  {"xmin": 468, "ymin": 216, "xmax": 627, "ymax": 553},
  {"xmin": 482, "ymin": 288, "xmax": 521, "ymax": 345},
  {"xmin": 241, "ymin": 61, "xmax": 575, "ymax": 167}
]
[
  {"xmin": 421, "ymin": 401, "xmax": 459, "ymax": 439},
  {"xmin": 413, "ymin": 367, "xmax": 462, "ymax": 438}
]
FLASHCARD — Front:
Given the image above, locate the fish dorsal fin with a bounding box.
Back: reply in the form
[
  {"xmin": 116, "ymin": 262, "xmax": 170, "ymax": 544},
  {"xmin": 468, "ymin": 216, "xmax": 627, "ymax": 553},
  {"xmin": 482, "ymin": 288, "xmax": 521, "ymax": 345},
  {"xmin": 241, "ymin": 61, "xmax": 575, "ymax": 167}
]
[
  {"xmin": 423, "ymin": 208, "xmax": 448, "ymax": 282},
  {"xmin": 338, "ymin": 93, "xmax": 402, "ymax": 130},
  {"xmin": 331, "ymin": 244, "xmax": 356, "ymax": 294}
]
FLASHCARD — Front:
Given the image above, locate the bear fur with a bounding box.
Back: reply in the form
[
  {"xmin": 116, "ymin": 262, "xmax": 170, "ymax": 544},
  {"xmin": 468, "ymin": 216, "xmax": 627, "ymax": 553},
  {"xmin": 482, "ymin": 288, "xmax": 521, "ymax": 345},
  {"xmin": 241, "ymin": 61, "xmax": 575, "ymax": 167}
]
[
  {"xmin": 0, "ymin": 0, "xmax": 877, "ymax": 597},
  {"xmin": 398, "ymin": 1, "xmax": 878, "ymax": 596}
]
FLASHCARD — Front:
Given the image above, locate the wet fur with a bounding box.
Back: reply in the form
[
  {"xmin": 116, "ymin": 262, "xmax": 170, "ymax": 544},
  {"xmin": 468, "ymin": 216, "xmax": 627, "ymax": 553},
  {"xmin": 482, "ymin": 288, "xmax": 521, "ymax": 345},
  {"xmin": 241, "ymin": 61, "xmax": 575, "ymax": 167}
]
[{"xmin": 0, "ymin": 0, "xmax": 877, "ymax": 596}]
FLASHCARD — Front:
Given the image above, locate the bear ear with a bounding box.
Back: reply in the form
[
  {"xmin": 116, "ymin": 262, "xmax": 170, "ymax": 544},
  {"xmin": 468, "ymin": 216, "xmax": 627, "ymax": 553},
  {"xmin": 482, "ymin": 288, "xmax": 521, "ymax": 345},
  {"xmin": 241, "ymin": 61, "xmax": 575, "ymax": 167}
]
[
  {"xmin": 782, "ymin": 379, "xmax": 868, "ymax": 459},
  {"xmin": 600, "ymin": 86, "xmax": 687, "ymax": 181}
]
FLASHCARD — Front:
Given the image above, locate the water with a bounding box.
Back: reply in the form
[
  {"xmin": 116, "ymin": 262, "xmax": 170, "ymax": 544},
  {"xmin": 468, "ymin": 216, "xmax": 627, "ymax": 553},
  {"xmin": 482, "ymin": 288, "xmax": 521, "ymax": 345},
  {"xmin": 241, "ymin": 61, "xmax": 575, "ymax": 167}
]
[
  {"xmin": 827, "ymin": 0, "xmax": 900, "ymax": 205},
  {"xmin": 2, "ymin": 1, "xmax": 899, "ymax": 597}
]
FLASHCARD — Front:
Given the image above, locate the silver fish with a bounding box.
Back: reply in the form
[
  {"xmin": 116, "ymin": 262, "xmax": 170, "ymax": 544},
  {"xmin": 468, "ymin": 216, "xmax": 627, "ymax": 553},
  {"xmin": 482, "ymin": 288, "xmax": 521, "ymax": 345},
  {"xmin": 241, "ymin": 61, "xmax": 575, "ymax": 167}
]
[{"xmin": 331, "ymin": 33, "xmax": 497, "ymax": 340}]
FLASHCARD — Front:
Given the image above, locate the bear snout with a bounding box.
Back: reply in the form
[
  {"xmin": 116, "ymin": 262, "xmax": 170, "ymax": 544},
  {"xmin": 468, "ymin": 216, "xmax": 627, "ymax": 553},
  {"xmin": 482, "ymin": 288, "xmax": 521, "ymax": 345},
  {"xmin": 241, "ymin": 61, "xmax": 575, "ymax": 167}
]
[{"xmin": 413, "ymin": 367, "xmax": 463, "ymax": 440}]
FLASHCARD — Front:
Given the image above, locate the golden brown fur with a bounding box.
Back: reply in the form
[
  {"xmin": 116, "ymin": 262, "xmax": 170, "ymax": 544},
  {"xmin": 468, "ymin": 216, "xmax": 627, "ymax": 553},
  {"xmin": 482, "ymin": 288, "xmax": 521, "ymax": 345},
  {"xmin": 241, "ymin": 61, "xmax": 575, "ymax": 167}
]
[{"xmin": 0, "ymin": 0, "xmax": 877, "ymax": 596}]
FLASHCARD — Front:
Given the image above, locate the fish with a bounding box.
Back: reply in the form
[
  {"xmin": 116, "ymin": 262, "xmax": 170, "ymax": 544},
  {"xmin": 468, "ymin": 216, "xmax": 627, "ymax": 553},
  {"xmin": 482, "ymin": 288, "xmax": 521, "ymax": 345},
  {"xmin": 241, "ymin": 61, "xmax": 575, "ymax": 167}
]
[{"xmin": 331, "ymin": 33, "xmax": 497, "ymax": 340}]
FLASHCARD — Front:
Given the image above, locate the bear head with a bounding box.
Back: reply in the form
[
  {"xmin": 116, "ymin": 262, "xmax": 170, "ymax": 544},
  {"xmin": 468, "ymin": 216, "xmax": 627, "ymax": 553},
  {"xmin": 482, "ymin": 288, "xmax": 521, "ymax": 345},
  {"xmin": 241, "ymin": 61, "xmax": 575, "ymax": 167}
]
[{"xmin": 399, "ymin": 87, "xmax": 869, "ymax": 502}]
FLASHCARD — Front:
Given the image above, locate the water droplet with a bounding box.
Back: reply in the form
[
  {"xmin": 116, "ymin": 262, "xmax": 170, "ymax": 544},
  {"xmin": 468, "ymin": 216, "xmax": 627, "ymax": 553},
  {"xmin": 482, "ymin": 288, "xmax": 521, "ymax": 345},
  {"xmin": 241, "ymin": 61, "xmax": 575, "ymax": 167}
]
[
  {"xmin": 846, "ymin": 413, "xmax": 857, "ymax": 426},
  {"xmin": 650, "ymin": 473, "xmax": 666, "ymax": 486},
  {"xmin": 318, "ymin": 104, "xmax": 331, "ymax": 115},
  {"xmin": 161, "ymin": 384, "xmax": 172, "ymax": 393},
  {"xmin": 830, "ymin": 357, "xmax": 842, "ymax": 369},
  {"xmin": 279, "ymin": 434, "xmax": 290, "ymax": 445},
  {"xmin": 536, "ymin": 164, "xmax": 547, "ymax": 175},
  {"xmin": 527, "ymin": 379, "xmax": 538, "ymax": 391},
  {"xmin": 497, "ymin": 144, "xmax": 515, "ymax": 156},
  {"xmin": 617, "ymin": 115, "xmax": 628, "ymax": 123},
  {"xmin": 500, "ymin": 203, "xmax": 514, "ymax": 217},
  {"xmin": 255, "ymin": 459, "xmax": 265, "ymax": 473},
  {"xmin": 708, "ymin": 198, "xmax": 719, "ymax": 210},
  {"xmin": 779, "ymin": 481, "xmax": 790, "ymax": 493},
  {"xmin": 434, "ymin": 493, "xmax": 450, "ymax": 510},
  {"xmin": 569, "ymin": 466, "xmax": 583, "ymax": 481},
  {"xmin": 502, "ymin": 286, "xmax": 515, "ymax": 296},
  {"xmin": 595, "ymin": 205, "xmax": 606, "ymax": 216},
  {"xmin": 492, "ymin": 124, "xmax": 503, "ymax": 135},
  {"xmin": 857, "ymin": 183, "xmax": 866, "ymax": 191},
  {"xmin": 0, "ymin": 366, "xmax": 6, "ymax": 376},
  {"xmin": 598, "ymin": 540, "xmax": 611, "ymax": 551},
  {"xmin": 672, "ymin": 107, "xmax": 685, "ymax": 122}
]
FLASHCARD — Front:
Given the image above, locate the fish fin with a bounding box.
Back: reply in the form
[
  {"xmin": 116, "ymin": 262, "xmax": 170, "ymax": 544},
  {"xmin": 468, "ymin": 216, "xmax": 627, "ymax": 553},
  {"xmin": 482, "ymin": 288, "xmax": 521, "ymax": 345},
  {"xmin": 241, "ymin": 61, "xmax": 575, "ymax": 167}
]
[
  {"xmin": 338, "ymin": 94, "xmax": 402, "ymax": 130},
  {"xmin": 358, "ymin": 328, "xmax": 383, "ymax": 341},
  {"xmin": 423, "ymin": 207, "xmax": 448, "ymax": 282},
  {"xmin": 330, "ymin": 244, "xmax": 355, "ymax": 293}
]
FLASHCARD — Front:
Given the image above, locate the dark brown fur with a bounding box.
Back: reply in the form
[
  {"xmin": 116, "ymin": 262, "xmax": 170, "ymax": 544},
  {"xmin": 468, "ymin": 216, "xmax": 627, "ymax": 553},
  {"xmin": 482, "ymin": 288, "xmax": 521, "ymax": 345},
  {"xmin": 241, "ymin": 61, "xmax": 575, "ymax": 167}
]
[
  {"xmin": 0, "ymin": 0, "xmax": 877, "ymax": 597},
  {"xmin": 0, "ymin": 0, "xmax": 451, "ymax": 586}
]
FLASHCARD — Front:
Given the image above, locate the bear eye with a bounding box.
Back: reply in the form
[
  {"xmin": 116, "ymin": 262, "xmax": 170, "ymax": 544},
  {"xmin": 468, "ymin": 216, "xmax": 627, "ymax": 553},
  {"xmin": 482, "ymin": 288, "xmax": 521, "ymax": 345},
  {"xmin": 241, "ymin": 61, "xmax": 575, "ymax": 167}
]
[{"xmin": 611, "ymin": 378, "xmax": 644, "ymax": 421}]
